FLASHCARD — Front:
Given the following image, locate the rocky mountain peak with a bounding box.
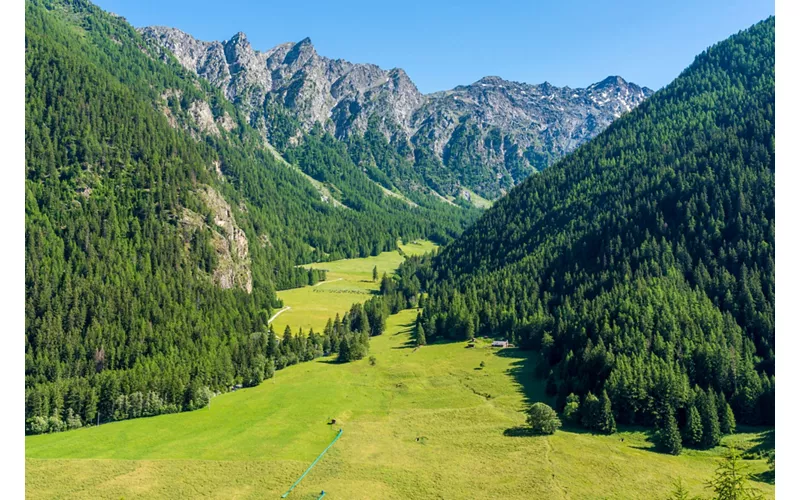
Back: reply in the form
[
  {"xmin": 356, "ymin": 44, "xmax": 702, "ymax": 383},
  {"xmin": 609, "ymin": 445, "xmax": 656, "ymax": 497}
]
[
  {"xmin": 284, "ymin": 36, "xmax": 317, "ymax": 66},
  {"xmin": 596, "ymin": 75, "xmax": 626, "ymax": 87},
  {"xmin": 141, "ymin": 26, "xmax": 654, "ymax": 198}
]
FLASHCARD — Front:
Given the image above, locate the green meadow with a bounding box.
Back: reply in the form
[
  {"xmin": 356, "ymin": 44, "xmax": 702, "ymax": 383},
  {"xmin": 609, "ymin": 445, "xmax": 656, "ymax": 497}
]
[
  {"xmin": 26, "ymin": 308, "xmax": 773, "ymax": 499},
  {"xmin": 26, "ymin": 244, "xmax": 773, "ymax": 499},
  {"xmin": 269, "ymin": 240, "xmax": 437, "ymax": 334}
]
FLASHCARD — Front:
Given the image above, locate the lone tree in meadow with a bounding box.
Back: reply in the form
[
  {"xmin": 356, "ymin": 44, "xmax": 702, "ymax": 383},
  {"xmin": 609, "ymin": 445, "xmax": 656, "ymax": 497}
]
[
  {"xmin": 373, "ymin": 265, "xmax": 378, "ymax": 282},
  {"xmin": 527, "ymin": 402, "xmax": 562, "ymax": 435},
  {"xmin": 665, "ymin": 478, "xmax": 697, "ymax": 500},
  {"xmin": 707, "ymin": 447, "xmax": 765, "ymax": 500}
]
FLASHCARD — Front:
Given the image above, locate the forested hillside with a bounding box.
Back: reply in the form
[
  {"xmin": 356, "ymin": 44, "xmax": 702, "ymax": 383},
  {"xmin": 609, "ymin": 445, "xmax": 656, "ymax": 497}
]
[
  {"xmin": 24, "ymin": 0, "xmax": 472, "ymax": 431},
  {"xmin": 403, "ymin": 19, "xmax": 775, "ymax": 439}
]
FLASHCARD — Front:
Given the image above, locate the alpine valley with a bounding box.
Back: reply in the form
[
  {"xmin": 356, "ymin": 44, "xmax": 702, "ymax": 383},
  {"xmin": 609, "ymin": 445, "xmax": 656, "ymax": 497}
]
[{"xmin": 24, "ymin": 0, "xmax": 775, "ymax": 498}]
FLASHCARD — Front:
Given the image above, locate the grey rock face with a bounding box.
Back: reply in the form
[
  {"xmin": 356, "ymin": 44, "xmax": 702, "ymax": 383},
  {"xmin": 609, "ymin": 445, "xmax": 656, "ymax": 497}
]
[{"xmin": 141, "ymin": 26, "xmax": 653, "ymax": 198}]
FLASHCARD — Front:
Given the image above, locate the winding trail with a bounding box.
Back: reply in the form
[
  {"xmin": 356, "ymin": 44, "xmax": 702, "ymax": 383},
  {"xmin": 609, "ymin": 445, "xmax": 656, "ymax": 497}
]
[
  {"xmin": 267, "ymin": 306, "xmax": 291, "ymax": 324},
  {"xmin": 312, "ymin": 277, "xmax": 343, "ymax": 287}
]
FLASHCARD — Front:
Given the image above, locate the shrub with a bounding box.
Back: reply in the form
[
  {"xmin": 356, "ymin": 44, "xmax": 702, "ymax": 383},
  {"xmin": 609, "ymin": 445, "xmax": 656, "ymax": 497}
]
[
  {"xmin": 26, "ymin": 416, "xmax": 49, "ymax": 435},
  {"xmin": 527, "ymin": 402, "xmax": 562, "ymax": 435}
]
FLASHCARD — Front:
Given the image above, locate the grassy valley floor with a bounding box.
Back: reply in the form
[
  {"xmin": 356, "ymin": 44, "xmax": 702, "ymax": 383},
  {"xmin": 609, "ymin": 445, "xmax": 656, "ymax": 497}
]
[
  {"xmin": 269, "ymin": 240, "xmax": 437, "ymax": 334},
  {"xmin": 26, "ymin": 308, "xmax": 773, "ymax": 499},
  {"xmin": 26, "ymin": 244, "xmax": 774, "ymax": 499}
]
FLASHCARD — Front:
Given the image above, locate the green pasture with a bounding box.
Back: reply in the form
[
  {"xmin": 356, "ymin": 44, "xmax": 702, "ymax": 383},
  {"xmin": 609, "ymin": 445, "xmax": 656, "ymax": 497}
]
[
  {"xmin": 269, "ymin": 240, "xmax": 437, "ymax": 334},
  {"xmin": 26, "ymin": 308, "xmax": 773, "ymax": 499}
]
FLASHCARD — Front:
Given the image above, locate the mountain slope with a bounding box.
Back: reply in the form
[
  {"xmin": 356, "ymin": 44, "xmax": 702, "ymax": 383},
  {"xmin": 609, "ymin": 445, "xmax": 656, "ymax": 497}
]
[
  {"xmin": 141, "ymin": 26, "xmax": 652, "ymax": 199},
  {"xmin": 24, "ymin": 0, "xmax": 472, "ymax": 429},
  {"xmin": 408, "ymin": 18, "xmax": 775, "ymax": 429}
]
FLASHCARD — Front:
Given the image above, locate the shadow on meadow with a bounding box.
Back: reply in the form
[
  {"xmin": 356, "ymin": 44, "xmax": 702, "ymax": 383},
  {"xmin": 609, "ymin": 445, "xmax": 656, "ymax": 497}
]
[
  {"xmin": 738, "ymin": 427, "xmax": 775, "ymax": 484},
  {"xmin": 495, "ymin": 348, "xmax": 550, "ymax": 408},
  {"xmin": 390, "ymin": 320, "xmax": 418, "ymax": 349}
]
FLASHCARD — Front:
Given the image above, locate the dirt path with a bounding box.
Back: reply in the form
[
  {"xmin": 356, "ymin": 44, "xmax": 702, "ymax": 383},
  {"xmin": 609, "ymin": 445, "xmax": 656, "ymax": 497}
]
[
  {"xmin": 267, "ymin": 306, "xmax": 291, "ymax": 324},
  {"xmin": 312, "ymin": 277, "xmax": 344, "ymax": 287}
]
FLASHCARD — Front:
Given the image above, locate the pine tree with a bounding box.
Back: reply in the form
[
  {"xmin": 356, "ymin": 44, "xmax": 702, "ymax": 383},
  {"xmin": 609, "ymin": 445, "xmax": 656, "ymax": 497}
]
[
  {"xmin": 337, "ymin": 337, "xmax": 351, "ymax": 363},
  {"xmin": 684, "ymin": 405, "xmax": 703, "ymax": 447},
  {"xmin": 721, "ymin": 403, "xmax": 737, "ymax": 435},
  {"xmin": 666, "ymin": 478, "xmax": 695, "ymax": 500},
  {"xmin": 581, "ymin": 392, "xmax": 600, "ymax": 430},
  {"xmin": 700, "ymin": 390, "xmax": 722, "ymax": 448},
  {"xmin": 656, "ymin": 411, "xmax": 683, "ymax": 456},
  {"xmin": 597, "ymin": 390, "xmax": 616, "ymax": 434},
  {"xmin": 707, "ymin": 447, "xmax": 765, "ymax": 500},
  {"xmin": 415, "ymin": 318, "xmax": 427, "ymax": 346},
  {"xmin": 373, "ymin": 266, "xmax": 378, "ymax": 282}
]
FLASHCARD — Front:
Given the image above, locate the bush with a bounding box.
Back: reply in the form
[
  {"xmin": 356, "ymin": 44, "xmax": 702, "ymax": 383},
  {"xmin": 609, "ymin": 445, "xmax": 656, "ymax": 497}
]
[
  {"xmin": 65, "ymin": 408, "xmax": 83, "ymax": 430},
  {"xmin": 26, "ymin": 416, "xmax": 49, "ymax": 435},
  {"xmin": 264, "ymin": 359, "xmax": 276, "ymax": 379},
  {"xmin": 369, "ymin": 355, "xmax": 377, "ymax": 366},
  {"xmin": 527, "ymin": 402, "xmax": 562, "ymax": 435},
  {"xmin": 48, "ymin": 416, "xmax": 66, "ymax": 433}
]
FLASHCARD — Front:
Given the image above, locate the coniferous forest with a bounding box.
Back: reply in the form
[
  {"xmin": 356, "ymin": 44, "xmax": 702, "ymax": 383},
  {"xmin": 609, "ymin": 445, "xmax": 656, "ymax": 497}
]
[
  {"xmin": 24, "ymin": 0, "xmax": 474, "ymax": 432},
  {"xmin": 398, "ymin": 18, "xmax": 775, "ymax": 442},
  {"xmin": 24, "ymin": 0, "xmax": 775, "ymax": 462}
]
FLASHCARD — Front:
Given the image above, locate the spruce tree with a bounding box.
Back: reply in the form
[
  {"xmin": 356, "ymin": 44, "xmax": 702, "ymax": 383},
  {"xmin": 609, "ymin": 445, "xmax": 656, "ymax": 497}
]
[
  {"xmin": 415, "ymin": 321, "xmax": 427, "ymax": 346},
  {"xmin": 707, "ymin": 447, "xmax": 765, "ymax": 500},
  {"xmin": 721, "ymin": 403, "xmax": 737, "ymax": 435},
  {"xmin": 373, "ymin": 266, "xmax": 378, "ymax": 282},
  {"xmin": 666, "ymin": 478, "xmax": 693, "ymax": 500},
  {"xmin": 656, "ymin": 411, "xmax": 683, "ymax": 456},
  {"xmin": 700, "ymin": 390, "xmax": 721, "ymax": 448},
  {"xmin": 581, "ymin": 392, "xmax": 600, "ymax": 430},
  {"xmin": 465, "ymin": 320, "xmax": 475, "ymax": 341},
  {"xmin": 597, "ymin": 390, "xmax": 616, "ymax": 434},
  {"xmin": 358, "ymin": 306, "xmax": 370, "ymax": 335},
  {"xmin": 684, "ymin": 405, "xmax": 703, "ymax": 447},
  {"xmin": 337, "ymin": 337, "xmax": 351, "ymax": 363}
]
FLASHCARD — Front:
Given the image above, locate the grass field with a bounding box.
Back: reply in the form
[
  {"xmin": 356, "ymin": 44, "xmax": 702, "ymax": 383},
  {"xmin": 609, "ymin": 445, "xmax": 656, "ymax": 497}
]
[
  {"xmin": 26, "ymin": 307, "xmax": 773, "ymax": 499},
  {"xmin": 269, "ymin": 240, "xmax": 437, "ymax": 334}
]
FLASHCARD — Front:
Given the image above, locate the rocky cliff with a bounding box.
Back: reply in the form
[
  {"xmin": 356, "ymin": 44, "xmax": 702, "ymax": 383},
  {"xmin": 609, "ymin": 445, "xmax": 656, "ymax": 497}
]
[{"xmin": 141, "ymin": 26, "xmax": 652, "ymax": 198}]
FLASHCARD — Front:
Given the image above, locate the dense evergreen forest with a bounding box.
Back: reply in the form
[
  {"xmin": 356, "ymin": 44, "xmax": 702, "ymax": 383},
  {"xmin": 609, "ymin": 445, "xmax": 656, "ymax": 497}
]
[
  {"xmin": 24, "ymin": 0, "xmax": 474, "ymax": 432},
  {"xmin": 395, "ymin": 19, "xmax": 775, "ymax": 445}
]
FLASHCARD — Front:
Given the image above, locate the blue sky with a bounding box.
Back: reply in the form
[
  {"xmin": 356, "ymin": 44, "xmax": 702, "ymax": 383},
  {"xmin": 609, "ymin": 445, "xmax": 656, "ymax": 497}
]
[{"xmin": 95, "ymin": 0, "xmax": 774, "ymax": 94}]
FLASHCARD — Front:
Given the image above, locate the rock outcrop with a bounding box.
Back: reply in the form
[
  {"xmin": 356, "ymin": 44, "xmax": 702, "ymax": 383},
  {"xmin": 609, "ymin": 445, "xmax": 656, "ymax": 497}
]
[{"xmin": 141, "ymin": 26, "xmax": 653, "ymax": 198}]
